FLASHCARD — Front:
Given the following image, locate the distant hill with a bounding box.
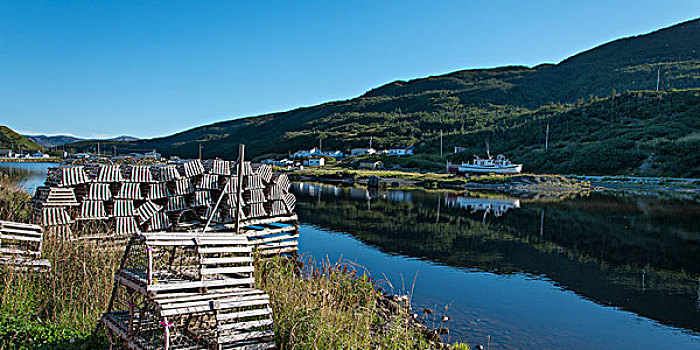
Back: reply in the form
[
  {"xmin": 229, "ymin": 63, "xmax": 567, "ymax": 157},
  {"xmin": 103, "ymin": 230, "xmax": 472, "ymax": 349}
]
[
  {"xmin": 108, "ymin": 136, "xmax": 139, "ymax": 142},
  {"xmin": 0, "ymin": 126, "xmax": 44, "ymax": 152},
  {"xmin": 72, "ymin": 18, "xmax": 700, "ymax": 176},
  {"xmin": 25, "ymin": 134, "xmax": 139, "ymax": 148},
  {"xmin": 24, "ymin": 135, "xmax": 83, "ymax": 148}
]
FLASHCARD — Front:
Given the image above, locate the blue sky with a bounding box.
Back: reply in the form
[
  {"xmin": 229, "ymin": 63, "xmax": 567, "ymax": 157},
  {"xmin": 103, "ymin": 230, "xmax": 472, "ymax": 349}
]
[{"xmin": 1, "ymin": 1, "xmax": 698, "ymax": 139}]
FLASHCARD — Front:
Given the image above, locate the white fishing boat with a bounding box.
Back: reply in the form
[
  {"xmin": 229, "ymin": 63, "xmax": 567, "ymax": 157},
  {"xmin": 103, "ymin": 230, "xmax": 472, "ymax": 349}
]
[
  {"xmin": 459, "ymin": 154, "xmax": 523, "ymax": 174},
  {"xmin": 458, "ymin": 142, "xmax": 523, "ymax": 174}
]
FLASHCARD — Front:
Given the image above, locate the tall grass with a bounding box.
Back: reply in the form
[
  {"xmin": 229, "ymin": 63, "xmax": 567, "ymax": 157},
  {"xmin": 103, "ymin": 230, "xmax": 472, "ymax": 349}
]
[
  {"xmin": 0, "ymin": 175, "xmax": 33, "ymax": 223},
  {"xmin": 0, "ymin": 235, "xmax": 122, "ymax": 349}
]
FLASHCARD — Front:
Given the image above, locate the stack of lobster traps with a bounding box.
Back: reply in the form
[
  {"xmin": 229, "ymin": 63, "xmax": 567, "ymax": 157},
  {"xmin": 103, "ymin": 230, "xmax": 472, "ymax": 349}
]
[
  {"xmin": 102, "ymin": 232, "xmax": 275, "ymax": 349},
  {"xmin": 29, "ymin": 155, "xmax": 300, "ymax": 255}
]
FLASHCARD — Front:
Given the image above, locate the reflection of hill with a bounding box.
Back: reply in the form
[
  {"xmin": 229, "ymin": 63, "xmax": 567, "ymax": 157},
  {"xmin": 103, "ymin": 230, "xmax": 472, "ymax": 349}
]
[{"xmin": 293, "ymin": 185, "xmax": 700, "ymax": 332}]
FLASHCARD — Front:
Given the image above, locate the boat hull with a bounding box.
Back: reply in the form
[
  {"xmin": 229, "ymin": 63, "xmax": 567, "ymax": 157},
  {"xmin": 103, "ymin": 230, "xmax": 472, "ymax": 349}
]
[{"xmin": 458, "ymin": 164, "xmax": 523, "ymax": 174}]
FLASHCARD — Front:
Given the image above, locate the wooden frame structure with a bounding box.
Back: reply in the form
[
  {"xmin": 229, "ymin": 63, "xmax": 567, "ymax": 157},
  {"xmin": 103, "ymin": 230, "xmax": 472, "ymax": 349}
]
[
  {"xmin": 102, "ymin": 232, "xmax": 275, "ymax": 350},
  {"xmin": 0, "ymin": 221, "xmax": 50, "ymax": 272}
]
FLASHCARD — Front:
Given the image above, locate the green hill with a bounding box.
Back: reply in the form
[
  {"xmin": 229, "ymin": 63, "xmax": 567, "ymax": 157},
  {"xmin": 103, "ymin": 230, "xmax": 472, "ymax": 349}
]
[
  {"xmin": 73, "ymin": 18, "xmax": 700, "ymax": 176},
  {"xmin": 0, "ymin": 126, "xmax": 45, "ymax": 153}
]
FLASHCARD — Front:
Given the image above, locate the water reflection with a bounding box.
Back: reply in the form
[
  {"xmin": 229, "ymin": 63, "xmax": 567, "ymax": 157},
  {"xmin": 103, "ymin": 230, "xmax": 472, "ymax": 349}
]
[
  {"xmin": 292, "ymin": 182, "xmax": 700, "ymax": 346},
  {"xmin": 0, "ymin": 162, "xmax": 56, "ymax": 194},
  {"xmin": 444, "ymin": 193, "xmax": 520, "ymax": 217}
]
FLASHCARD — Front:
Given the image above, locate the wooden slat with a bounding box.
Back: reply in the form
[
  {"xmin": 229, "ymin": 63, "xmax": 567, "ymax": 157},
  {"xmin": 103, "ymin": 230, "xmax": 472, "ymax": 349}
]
[
  {"xmin": 224, "ymin": 342, "xmax": 276, "ymax": 350},
  {"xmin": 242, "ymin": 226, "xmax": 296, "ymax": 238},
  {"xmin": 200, "ymin": 266, "xmax": 254, "ymax": 275},
  {"xmin": 201, "ymin": 257, "xmax": 253, "ymax": 264},
  {"xmin": 197, "ymin": 246, "xmax": 252, "ymax": 254},
  {"xmin": 0, "ymin": 234, "xmax": 42, "ymax": 242},
  {"xmin": 0, "ymin": 227, "xmax": 43, "ymax": 237},
  {"xmin": 214, "ymin": 298, "xmax": 269, "ymax": 310},
  {"xmin": 248, "ymin": 234, "xmax": 298, "ymax": 245},
  {"xmin": 152, "ymin": 288, "xmax": 262, "ymax": 303},
  {"xmin": 158, "ymin": 294, "xmax": 267, "ymax": 311},
  {"xmin": 147, "ymin": 277, "xmax": 255, "ymax": 292},
  {"xmin": 219, "ymin": 319, "xmax": 273, "ymax": 332},
  {"xmin": 216, "ymin": 307, "xmax": 272, "ymax": 321},
  {"xmin": 217, "ymin": 329, "xmax": 274, "ymax": 344}
]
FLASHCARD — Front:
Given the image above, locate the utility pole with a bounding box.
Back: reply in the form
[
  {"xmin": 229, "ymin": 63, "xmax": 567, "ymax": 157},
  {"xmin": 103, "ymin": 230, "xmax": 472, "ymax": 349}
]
[
  {"xmin": 97, "ymin": 142, "xmax": 100, "ymax": 156},
  {"xmin": 369, "ymin": 136, "xmax": 373, "ymax": 149},
  {"xmin": 113, "ymin": 145, "xmax": 117, "ymax": 157},
  {"xmin": 440, "ymin": 130, "xmax": 443, "ymax": 159},
  {"xmin": 319, "ymin": 136, "xmax": 322, "ymax": 152},
  {"xmin": 198, "ymin": 143, "xmax": 203, "ymax": 160},
  {"xmin": 656, "ymin": 68, "xmax": 660, "ymax": 92},
  {"xmin": 545, "ymin": 124, "xmax": 550, "ymax": 152}
]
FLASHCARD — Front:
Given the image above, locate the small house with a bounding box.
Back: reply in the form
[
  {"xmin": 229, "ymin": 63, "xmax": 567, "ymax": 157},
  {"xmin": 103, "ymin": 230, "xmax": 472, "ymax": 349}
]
[
  {"xmin": 31, "ymin": 152, "xmax": 50, "ymax": 159},
  {"xmin": 303, "ymin": 158, "xmax": 325, "ymax": 167},
  {"xmin": 74, "ymin": 153, "xmax": 92, "ymax": 159},
  {"xmin": 320, "ymin": 150, "xmax": 344, "ymax": 159},
  {"xmin": 0, "ymin": 149, "xmax": 13, "ymax": 158},
  {"xmin": 386, "ymin": 146, "xmax": 414, "ymax": 156},
  {"xmin": 144, "ymin": 151, "xmax": 161, "ymax": 160}
]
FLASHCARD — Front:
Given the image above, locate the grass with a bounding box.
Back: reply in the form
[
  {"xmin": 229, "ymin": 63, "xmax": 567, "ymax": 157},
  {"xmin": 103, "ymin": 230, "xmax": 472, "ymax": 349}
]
[
  {"xmin": 255, "ymin": 255, "xmax": 436, "ymax": 349},
  {"xmin": 0, "ymin": 177, "xmax": 453, "ymax": 349},
  {"xmin": 292, "ymin": 166, "xmax": 468, "ymax": 184}
]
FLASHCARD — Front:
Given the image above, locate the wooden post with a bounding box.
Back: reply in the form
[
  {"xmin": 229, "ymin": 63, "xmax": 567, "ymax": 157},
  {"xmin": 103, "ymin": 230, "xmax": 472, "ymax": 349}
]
[
  {"xmin": 203, "ymin": 159, "xmax": 238, "ymax": 233},
  {"xmin": 656, "ymin": 68, "xmax": 660, "ymax": 91},
  {"xmin": 147, "ymin": 247, "xmax": 153, "ymax": 285},
  {"xmin": 235, "ymin": 144, "xmax": 245, "ymax": 234},
  {"xmin": 163, "ymin": 316, "xmax": 170, "ymax": 350},
  {"xmin": 440, "ymin": 130, "xmax": 443, "ymax": 159}
]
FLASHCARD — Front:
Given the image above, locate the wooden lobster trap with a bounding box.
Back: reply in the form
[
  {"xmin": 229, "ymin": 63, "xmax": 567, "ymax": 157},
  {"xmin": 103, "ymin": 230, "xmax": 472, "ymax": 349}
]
[
  {"xmin": 0, "ymin": 221, "xmax": 51, "ymax": 272},
  {"xmin": 102, "ymin": 232, "xmax": 275, "ymax": 349}
]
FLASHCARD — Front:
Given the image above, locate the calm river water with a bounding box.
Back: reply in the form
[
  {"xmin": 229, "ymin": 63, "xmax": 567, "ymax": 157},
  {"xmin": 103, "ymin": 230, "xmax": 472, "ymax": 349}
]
[{"xmin": 2, "ymin": 162, "xmax": 699, "ymax": 349}]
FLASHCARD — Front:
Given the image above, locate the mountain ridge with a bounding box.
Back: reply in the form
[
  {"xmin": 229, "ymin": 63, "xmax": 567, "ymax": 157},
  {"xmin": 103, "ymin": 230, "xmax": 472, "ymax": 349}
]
[{"xmin": 25, "ymin": 134, "xmax": 139, "ymax": 148}]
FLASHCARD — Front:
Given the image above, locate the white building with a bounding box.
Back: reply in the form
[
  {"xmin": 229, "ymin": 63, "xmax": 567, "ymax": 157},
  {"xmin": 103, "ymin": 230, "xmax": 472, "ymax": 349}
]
[
  {"xmin": 145, "ymin": 150, "xmax": 161, "ymax": 160},
  {"xmin": 350, "ymin": 148, "xmax": 377, "ymax": 156},
  {"xmin": 31, "ymin": 152, "xmax": 51, "ymax": 159},
  {"xmin": 303, "ymin": 158, "xmax": 325, "ymax": 167},
  {"xmin": 386, "ymin": 146, "xmax": 414, "ymax": 156},
  {"xmin": 263, "ymin": 158, "xmax": 294, "ymax": 167},
  {"xmin": 320, "ymin": 150, "xmax": 343, "ymax": 159},
  {"xmin": 292, "ymin": 147, "xmax": 343, "ymax": 159},
  {"xmin": 74, "ymin": 153, "xmax": 92, "ymax": 159}
]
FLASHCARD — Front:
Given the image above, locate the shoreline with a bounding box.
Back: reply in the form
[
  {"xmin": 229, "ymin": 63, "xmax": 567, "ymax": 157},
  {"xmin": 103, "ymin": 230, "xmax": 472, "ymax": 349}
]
[
  {"xmin": 290, "ymin": 168, "xmax": 700, "ymax": 197},
  {"xmin": 0, "ymin": 158, "xmax": 62, "ymax": 163}
]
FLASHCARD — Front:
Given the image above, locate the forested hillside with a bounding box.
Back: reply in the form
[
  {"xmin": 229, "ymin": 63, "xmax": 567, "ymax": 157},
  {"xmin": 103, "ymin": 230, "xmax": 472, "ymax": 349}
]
[
  {"xmin": 0, "ymin": 126, "xmax": 44, "ymax": 152},
  {"xmin": 70, "ymin": 18, "xmax": 700, "ymax": 176}
]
